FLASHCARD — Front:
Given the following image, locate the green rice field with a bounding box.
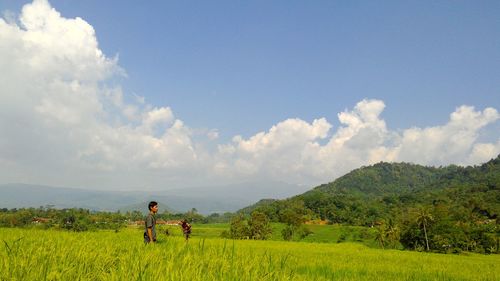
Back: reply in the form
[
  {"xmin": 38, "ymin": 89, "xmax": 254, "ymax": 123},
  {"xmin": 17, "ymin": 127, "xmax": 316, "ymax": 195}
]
[
  {"xmin": 193, "ymin": 223, "xmax": 379, "ymax": 246},
  {"xmin": 1, "ymin": 227, "xmax": 499, "ymax": 281}
]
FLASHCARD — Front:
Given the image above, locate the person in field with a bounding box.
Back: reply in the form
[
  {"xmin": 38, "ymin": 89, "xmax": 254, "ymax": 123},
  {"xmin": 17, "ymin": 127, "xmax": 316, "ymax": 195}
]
[
  {"xmin": 144, "ymin": 201, "xmax": 158, "ymax": 244},
  {"xmin": 180, "ymin": 219, "xmax": 192, "ymax": 242}
]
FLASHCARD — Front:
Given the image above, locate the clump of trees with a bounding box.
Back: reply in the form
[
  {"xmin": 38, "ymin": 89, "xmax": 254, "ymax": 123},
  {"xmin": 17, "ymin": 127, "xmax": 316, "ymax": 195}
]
[
  {"xmin": 399, "ymin": 205, "xmax": 499, "ymax": 254},
  {"xmin": 278, "ymin": 201, "xmax": 312, "ymax": 241},
  {"xmin": 223, "ymin": 211, "xmax": 272, "ymax": 240},
  {"xmin": 159, "ymin": 208, "xmax": 234, "ymax": 224},
  {"xmin": 231, "ymin": 200, "xmax": 313, "ymax": 241},
  {"xmin": 0, "ymin": 207, "xmax": 126, "ymax": 231},
  {"xmin": 373, "ymin": 219, "xmax": 401, "ymax": 249}
]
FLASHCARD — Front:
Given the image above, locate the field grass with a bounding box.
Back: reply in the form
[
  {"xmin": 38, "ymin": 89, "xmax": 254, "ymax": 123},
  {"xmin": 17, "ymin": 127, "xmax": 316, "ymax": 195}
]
[
  {"xmin": 174, "ymin": 223, "xmax": 380, "ymax": 247},
  {"xmin": 1, "ymin": 227, "xmax": 499, "ymax": 281}
]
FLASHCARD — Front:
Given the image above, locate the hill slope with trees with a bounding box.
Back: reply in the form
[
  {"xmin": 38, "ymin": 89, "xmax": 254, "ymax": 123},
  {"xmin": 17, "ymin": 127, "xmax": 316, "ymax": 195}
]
[{"xmin": 244, "ymin": 155, "xmax": 500, "ymax": 253}]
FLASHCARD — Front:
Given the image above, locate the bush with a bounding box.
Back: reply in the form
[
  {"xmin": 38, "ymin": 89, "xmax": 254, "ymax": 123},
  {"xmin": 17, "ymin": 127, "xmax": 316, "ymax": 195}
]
[
  {"xmin": 337, "ymin": 232, "xmax": 347, "ymax": 243},
  {"xmin": 248, "ymin": 211, "xmax": 272, "ymax": 240},
  {"xmin": 297, "ymin": 225, "xmax": 313, "ymax": 239},
  {"xmin": 220, "ymin": 230, "xmax": 230, "ymax": 239},
  {"xmin": 229, "ymin": 214, "xmax": 250, "ymax": 239},
  {"xmin": 282, "ymin": 225, "xmax": 293, "ymax": 241}
]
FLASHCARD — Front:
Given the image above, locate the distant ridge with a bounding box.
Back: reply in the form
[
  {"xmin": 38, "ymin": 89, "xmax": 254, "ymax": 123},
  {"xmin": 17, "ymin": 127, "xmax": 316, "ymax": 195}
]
[
  {"xmin": 0, "ymin": 181, "xmax": 308, "ymax": 214},
  {"xmin": 0, "ymin": 183, "xmax": 144, "ymax": 212}
]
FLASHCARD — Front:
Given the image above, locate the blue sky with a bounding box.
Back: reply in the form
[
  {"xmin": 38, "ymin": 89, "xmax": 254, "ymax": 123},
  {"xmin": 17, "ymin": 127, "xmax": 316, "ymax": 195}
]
[
  {"xmin": 0, "ymin": 0, "xmax": 499, "ymax": 190},
  {"xmin": 4, "ymin": 0, "xmax": 498, "ymax": 139}
]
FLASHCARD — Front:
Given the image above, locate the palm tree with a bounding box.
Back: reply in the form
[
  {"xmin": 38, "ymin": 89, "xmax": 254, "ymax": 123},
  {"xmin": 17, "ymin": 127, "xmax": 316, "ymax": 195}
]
[
  {"xmin": 385, "ymin": 220, "xmax": 400, "ymax": 249},
  {"xmin": 415, "ymin": 207, "xmax": 433, "ymax": 251},
  {"xmin": 375, "ymin": 225, "xmax": 386, "ymax": 249}
]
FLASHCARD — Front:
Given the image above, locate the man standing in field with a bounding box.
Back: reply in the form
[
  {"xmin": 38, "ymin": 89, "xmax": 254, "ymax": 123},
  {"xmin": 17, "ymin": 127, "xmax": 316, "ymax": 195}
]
[{"xmin": 144, "ymin": 201, "xmax": 158, "ymax": 244}]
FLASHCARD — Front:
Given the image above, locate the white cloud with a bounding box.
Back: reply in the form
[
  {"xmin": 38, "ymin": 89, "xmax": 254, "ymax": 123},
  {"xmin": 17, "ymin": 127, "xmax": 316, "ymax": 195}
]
[
  {"xmin": 395, "ymin": 106, "xmax": 499, "ymax": 165},
  {"xmin": 0, "ymin": 0, "xmax": 202, "ymax": 188},
  {"xmin": 214, "ymin": 100, "xmax": 499, "ymax": 185},
  {"xmin": 19, "ymin": 0, "xmax": 119, "ymax": 81},
  {"xmin": 214, "ymin": 118, "xmax": 332, "ymax": 182},
  {"xmin": 467, "ymin": 141, "xmax": 500, "ymax": 165},
  {"xmin": 139, "ymin": 107, "xmax": 175, "ymax": 135},
  {"xmin": 0, "ymin": 0, "xmax": 498, "ymax": 190},
  {"xmin": 207, "ymin": 129, "xmax": 219, "ymax": 140}
]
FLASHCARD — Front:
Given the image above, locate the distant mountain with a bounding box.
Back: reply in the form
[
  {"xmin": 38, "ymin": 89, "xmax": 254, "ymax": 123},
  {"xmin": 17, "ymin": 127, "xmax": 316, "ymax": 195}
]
[
  {"xmin": 0, "ymin": 184, "xmax": 142, "ymax": 211},
  {"xmin": 164, "ymin": 181, "xmax": 309, "ymax": 200},
  {"xmin": 0, "ymin": 181, "xmax": 308, "ymax": 214}
]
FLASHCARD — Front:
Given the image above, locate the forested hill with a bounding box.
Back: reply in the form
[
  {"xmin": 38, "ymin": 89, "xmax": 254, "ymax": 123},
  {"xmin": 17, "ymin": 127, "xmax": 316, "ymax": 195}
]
[
  {"xmin": 241, "ymin": 155, "xmax": 499, "ymax": 253},
  {"xmin": 312, "ymin": 162, "xmax": 441, "ymax": 197},
  {"xmin": 311, "ymin": 155, "xmax": 499, "ymax": 198},
  {"xmin": 245, "ymin": 155, "xmax": 500, "ymax": 226}
]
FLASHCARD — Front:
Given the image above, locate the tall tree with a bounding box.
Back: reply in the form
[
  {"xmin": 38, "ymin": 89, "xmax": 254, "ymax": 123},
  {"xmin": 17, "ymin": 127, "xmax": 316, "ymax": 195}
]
[{"xmin": 415, "ymin": 207, "xmax": 434, "ymax": 251}]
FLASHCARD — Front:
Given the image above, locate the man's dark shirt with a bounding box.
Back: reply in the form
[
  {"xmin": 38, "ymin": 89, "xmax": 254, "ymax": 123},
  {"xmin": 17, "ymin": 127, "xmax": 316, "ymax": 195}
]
[{"xmin": 144, "ymin": 213, "xmax": 156, "ymax": 243}]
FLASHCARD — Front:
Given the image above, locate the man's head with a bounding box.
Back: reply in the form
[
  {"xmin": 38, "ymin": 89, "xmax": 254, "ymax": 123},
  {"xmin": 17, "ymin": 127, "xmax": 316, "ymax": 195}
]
[{"xmin": 148, "ymin": 201, "xmax": 158, "ymax": 213}]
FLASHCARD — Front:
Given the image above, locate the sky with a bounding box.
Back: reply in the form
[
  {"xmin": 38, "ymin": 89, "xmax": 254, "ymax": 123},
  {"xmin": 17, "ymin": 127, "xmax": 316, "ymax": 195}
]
[{"xmin": 0, "ymin": 0, "xmax": 499, "ymax": 191}]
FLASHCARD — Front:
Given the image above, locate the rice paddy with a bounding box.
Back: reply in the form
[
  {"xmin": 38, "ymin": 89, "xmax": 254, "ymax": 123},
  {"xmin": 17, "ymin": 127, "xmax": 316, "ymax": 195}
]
[{"xmin": 1, "ymin": 227, "xmax": 499, "ymax": 280}]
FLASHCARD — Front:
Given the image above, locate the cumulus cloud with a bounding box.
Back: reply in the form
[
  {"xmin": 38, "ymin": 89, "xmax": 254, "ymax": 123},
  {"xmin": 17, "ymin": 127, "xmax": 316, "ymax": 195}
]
[
  {"xmin": 394, "ymin": 106, "xmax": 499, "ymax": 165},
  {"xmin": 0, "ymin": 0, "xmax": 202, "ymax": 188},
  {"xmin": 214, "ymin": 100, "xmax": 499, "ymax": 184},
  {"xmin": 0, "ymin": 0, "xmax": 499, "ymax": 190},
  {"xmin": 214, "ymin": 118, "xmax": 332, "ymax": 182}
]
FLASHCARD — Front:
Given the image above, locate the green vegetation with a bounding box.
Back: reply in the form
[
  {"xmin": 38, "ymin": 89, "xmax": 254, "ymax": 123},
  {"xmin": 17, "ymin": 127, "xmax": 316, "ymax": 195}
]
[
  {"xmin": 161, "ymin": 223, "xmax": 378, "ymax": 246},
  {"xmin": 222, "ymin": 211, "xmax": 273, "ymax": 240},
  {"xmin": 0, "ymin": 207, "xmax": 128, "ymax": 231},
  {"xmin": 0, "ymin": 206, "xmax": 231, "ymax": 231},
  {"xmin": 245, "ymin": 155, "xmax": 500, "ymax": 254},
  {"xmin": 2, "ymin": 227, "xmax": 499, "ymax": 281}
]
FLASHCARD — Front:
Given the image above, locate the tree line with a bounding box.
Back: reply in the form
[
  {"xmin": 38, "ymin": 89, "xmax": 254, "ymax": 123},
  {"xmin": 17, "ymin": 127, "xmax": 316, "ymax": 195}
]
[{"xmin": 0, "ymin": 206, "xmax": 233, "ymax": 231}]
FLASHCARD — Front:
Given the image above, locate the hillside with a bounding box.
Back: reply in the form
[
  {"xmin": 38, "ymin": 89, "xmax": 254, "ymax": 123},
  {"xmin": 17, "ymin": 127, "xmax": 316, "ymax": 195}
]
[
  {"xmin": 309, "ymin": 156, "xmax": 499, "ymax": 197},
  {"xmin": 243, "ymin": 155, "xmax": 500, "ymax": 253},
  {"xmin": 291, "ymin": 155, "xmax": 500, "ymax": 222},
  {"xmin": 313, "ymin": 162, "xmax": 441, "ymax": 196}
]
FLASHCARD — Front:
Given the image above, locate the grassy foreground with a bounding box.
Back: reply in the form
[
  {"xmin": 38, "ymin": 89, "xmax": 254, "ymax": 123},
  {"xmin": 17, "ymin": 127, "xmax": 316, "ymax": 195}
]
[{"xmin": 1, "ymin": 227, "xmax": 499, "ymax": 281}]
